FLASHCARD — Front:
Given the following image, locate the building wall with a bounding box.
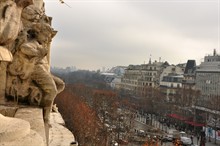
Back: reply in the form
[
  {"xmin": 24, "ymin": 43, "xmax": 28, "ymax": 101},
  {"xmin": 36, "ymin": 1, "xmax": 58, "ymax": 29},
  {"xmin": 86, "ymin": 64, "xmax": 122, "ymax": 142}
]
[
  {"xmin": 159, "ymin": 65, "xmax": 184, "ymax": 102},
  {"xmin": 160, "ymin": 81, "xmax": 182, "ymax": 88},
  {"xmin": 196, "ymin": 72, "xmax": 220, "ymax": 96},
  {"xmin": 182, "ymin": 60, "xmax": 196, "ymax": 90},
  {"xmin": 159, "ymin": 65, "xmax": 184, "ymax": 83},
  {"xmin": 121, "ymin": 61, "xmax": 166, "ymax": 95},
  {"xmin": 196, "ymin": 51, "xmax": 220, "ymax": 106}
]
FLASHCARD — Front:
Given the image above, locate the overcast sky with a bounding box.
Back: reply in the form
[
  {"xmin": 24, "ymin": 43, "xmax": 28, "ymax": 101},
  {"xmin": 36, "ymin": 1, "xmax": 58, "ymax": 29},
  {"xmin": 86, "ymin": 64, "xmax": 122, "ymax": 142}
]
[{"xmin": 44, "ymin": 0, "xmax": 219, "ymax": 70}]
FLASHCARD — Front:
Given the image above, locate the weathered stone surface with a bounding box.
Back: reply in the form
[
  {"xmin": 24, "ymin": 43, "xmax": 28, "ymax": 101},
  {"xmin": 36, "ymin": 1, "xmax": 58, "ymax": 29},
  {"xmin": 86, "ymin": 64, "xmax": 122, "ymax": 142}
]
[
  {"xmin": 33, "ymin": 0, "xmax": 44, "ymax": 9},
  {"xmin": 0, "ymin": 62, "xmax": 7, "ymax": 102},
  {"xmin": 0, "ymin": 0, "xmax": 65, "ymax": 123},
  {"xmin": 0, "ymin": 0, "xmax": 32, "ymax": 45},
  {"xmin": 15, "ymin": 107, "xmax": 46, "ymax": 145},
  {"xmin": 49, "ymin": 112, "xmax": 75, "ymax": 146},
  {"xmin": 0, "ymin": 129, "xmax": 44, "ymax": 146},
  {"xmin": 50, "ymin": 111, "xmax": 65, "ymax": 125},
  {"xmin": 0, "ymin": 114, "xmax": 30, "ymax": 142},
  {"xmin": 0, "ymin": 1, "xmax": 69, "ymax": 146},
  {"xmin": 0, "ymin": 0, "xmax": 33, "ymax": 102},
  {"xmin": 0, "ymin": 106, "xmax": 18, "ymax": 117},
  {"xmin": 0, "ymin": 46, "xmax": 13, "ymax": 61}
]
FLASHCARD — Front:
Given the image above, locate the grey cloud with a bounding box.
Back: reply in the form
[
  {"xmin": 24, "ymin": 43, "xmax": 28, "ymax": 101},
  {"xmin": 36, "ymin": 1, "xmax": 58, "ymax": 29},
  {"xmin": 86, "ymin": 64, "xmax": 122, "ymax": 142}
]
[{"xmin": 45, "ymin": 0, "xmax": 219, "ymax": 70}]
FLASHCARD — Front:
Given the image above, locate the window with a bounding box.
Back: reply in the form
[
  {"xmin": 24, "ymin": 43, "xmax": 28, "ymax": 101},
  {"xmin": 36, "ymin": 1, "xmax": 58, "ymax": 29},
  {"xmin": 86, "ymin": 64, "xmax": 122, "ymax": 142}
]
[{"xmin": 177, "ymin": 84, "xmax": 180, "ymax": 88}]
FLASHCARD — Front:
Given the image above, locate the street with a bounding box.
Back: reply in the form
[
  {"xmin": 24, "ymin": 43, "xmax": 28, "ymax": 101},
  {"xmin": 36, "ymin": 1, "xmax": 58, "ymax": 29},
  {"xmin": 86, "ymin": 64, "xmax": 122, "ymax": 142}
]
[{"xmin": 128, "ymin": 113, "xmax": 220, "ymax": 146}]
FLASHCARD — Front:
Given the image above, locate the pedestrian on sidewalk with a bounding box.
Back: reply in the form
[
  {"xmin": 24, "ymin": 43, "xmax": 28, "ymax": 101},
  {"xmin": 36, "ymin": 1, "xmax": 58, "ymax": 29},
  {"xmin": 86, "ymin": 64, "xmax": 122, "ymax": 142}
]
[
  {"xmin": 191, "ymin": 135, "xmax": 194, "ymax": 144},
  {"xmin": 160, "ymin": 139, "xmax": 163, "ymax": 146},
  {"xmin": 197, "ymin": 134, "xmax": 200, "ymax": 145}
]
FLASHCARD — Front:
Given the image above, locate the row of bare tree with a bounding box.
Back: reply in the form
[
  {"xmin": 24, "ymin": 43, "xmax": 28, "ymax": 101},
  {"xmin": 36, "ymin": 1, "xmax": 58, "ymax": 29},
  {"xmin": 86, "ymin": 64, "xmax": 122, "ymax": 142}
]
[
  {"xmin": 55, "ymin": 84, "xmax": 136, "ymax": 145},
  {"xmin": 55, "ymin": 85, "xmax": 103, "ymax": 145}
]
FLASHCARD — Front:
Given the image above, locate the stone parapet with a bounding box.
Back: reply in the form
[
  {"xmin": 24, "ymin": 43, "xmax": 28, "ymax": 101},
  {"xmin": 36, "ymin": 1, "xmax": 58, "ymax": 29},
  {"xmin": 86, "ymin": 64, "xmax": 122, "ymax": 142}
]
[
  {"xmin": 0, "ymin": 105, "xmax": 75, "ymax": 146},
  {"xmin": 49, "ymin": 112, "xmax": 76, "ymax": 146},
  {"xmin": 0, "ymin": 108, "xmax": 44, "ymax": 146},
  {"xmin": 15, "ymin": 107, "xmax": 47, "ymax": 145}
]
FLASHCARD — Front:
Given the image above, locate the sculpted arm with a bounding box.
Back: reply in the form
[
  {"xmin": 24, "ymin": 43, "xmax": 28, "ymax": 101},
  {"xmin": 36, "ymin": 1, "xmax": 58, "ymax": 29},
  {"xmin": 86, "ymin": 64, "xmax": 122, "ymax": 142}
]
[{"xmin": 20, "ymin": 42, "xmax": 48, "ymax": 59}]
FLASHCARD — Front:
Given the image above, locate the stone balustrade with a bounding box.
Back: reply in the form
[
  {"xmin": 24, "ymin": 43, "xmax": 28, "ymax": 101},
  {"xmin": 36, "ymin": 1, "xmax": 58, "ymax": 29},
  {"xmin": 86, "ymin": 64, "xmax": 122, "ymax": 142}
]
[{"xmin": 0, "ymin": 105, "xmax": 75, "ymax": 146}]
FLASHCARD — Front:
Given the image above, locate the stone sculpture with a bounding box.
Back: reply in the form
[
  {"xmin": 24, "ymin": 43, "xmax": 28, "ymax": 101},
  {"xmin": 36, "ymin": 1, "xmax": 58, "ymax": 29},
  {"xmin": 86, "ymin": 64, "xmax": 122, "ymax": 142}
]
[
  {"xmin": 0, "ymin": 0, "xmax": 65, "ymax": 123},
  {"xmin": 0, "ymin": 0, "xmax": 33, "ymax": 102},
  {"xmin": 0, "ymin": 0, "xmax": 33, "ymax": 45},
  {"xmin": 7, "ymin": 23, "xmax": 65, "ymax": 122},
  {"xmin": 0, "ymin": 1, "xmax": 68, "ymax": 145}
]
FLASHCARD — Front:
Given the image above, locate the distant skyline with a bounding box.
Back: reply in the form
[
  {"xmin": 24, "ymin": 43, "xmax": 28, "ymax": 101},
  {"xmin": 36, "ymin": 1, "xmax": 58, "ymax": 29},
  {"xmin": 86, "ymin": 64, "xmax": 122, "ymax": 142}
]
[{"xmin": 45, "ymin": 0, "xmax": 220, "ymax": 70}]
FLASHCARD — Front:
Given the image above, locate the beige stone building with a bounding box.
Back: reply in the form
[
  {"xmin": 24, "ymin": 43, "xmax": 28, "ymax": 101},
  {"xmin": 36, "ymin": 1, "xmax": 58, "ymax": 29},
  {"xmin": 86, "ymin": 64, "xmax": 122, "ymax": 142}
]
[
  {"xmin": 121, "ymin": 60, "xmax": 169, "ymax": 96},
  {"xmin": 159, "ymin": 65, "xmax": 185, "ymax": 102}
]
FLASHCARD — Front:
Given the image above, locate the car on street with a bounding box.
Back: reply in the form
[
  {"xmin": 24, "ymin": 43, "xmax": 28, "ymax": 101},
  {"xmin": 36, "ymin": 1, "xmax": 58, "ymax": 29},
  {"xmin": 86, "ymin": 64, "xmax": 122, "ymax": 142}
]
[
  {"xmin": 180, "ymin": 136, "xmax": 192, "ymax": 145},
  {"xmin": 161, "ymin": 134, "xmax": 174, "ymax": 142},
  {"xmin": 111, "ymin": 141, "xmax": 118, "ymax": 146},
  {"xmin": 137, "ymin": 129, "xmax": 146, "ymax": 137}
]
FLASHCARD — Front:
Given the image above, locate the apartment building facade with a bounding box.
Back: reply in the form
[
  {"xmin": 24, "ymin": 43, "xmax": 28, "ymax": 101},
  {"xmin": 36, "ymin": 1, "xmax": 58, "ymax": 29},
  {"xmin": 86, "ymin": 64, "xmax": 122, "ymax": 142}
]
[
  {"xmin": 196, "ymin": 50, "xmax": 220, "ymax": 109},
  {"xmin": 159, "ymin": 65, "xmax": 185, "ymax": 102},
  {"xmin": 120, "ymin": 60, "xmax": 169, "ymax": 95},
  {"xmin": 195, "ymin": 49, "xmax": 220, "ymax": 130}
]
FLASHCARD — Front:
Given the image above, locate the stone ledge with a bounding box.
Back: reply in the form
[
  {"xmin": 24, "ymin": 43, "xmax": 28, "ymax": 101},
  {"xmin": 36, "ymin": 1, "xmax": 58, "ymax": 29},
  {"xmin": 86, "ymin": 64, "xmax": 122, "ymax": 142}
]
[
  {"xmin": 15, "ymin": 107, "xmax": 46, "ymax": 145},
  {"xmin": 0, "ymin": 111, "xmax": 44, "ymax": 146},
  {"xmin": 0, "ymin": 129, "xmax": 44, "ymax": 146},
  {"xmin": 0, "ymin": 114, "xmax": 30, "ymax": 142},
  {"xmin": 0, "ymin": 105, "xmax": 76, "ymax": 146},
  {"xmin": 49, "ymin": 112, "xmax": 76, "ymax": 146}
]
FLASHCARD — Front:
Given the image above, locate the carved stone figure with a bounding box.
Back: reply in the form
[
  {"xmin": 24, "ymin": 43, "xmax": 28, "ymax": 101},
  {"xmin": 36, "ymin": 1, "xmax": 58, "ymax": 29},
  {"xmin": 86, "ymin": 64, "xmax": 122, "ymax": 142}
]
[
  {"xmin": 0, "ymin": 0, "xmax": 66, "ymax": 145},
  {"xmin": 7, "ymin": 23, "xmax": 64, "ymax": 122},
  {"xmin": 0, "ymin": 0, "xmax": 65, "ymax": 123},
  {"xmin": 0, "ymin": 0, "xmax": 33, "ymax": 46},
  {"xmin": 0, "ymin": 0, "xmax": 33, "ymax": 102}
]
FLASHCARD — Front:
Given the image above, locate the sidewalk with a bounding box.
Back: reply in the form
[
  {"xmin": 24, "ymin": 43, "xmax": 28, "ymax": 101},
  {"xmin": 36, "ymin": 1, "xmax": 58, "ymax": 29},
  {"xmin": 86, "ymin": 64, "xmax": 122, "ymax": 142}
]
[{"xmin": 202, "ymin": 137, "xmax": 220, "ymax": 146}]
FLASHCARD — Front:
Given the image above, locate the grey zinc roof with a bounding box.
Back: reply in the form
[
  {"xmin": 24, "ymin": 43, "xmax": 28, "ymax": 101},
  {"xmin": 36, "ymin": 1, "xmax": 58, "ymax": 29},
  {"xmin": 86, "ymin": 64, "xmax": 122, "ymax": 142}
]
[{"xmin": 184, "ymin": 60, "xmax": 196, "ymax": 74}]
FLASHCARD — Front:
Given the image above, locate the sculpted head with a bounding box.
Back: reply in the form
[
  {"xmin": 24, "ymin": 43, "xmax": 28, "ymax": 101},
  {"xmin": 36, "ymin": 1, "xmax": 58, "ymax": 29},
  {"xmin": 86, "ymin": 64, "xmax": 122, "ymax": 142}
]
[{"xmin": 31, "ymin": 23, "xmax": 57, "ymax": 44}]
